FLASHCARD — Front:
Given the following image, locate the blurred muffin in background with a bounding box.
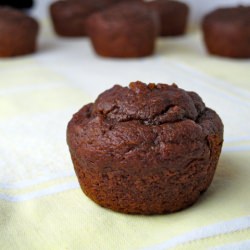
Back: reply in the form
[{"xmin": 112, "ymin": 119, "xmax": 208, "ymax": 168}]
[
  {"xmin": 0, "ymin": 7, "xmax": 39, "ymax": 57},
  {"xmin": 85, "ymin": 2, "xmax": 160, "ymax": 57},
  {"xmin": 202, "ymin": 6, "xmax": 250, "ymax": 58},
  {"xmin": 50, "ymin": 0, "xmax": 142, "ymax": 37},
  {"xmin": 146, "ymin": 0, "xmax": 189, "ymax": 36}
]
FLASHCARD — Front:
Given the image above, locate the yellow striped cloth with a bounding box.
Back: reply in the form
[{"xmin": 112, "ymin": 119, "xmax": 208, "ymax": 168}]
[{"xmin": 0, "ymin": 22, "xmax": 250, "ymax": 250}]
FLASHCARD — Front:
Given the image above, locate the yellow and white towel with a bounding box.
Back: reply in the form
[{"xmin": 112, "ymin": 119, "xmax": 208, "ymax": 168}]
[{"xmin": 0, "ymin": 19, "xmax": 250, "ymax": 250}]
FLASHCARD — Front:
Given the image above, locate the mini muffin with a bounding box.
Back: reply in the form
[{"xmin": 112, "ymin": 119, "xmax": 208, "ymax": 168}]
[
  {"xmin": 0, "ymin": 7, "xmax": 39, "ymax": 57},
  {"xmin": 67, "ymin": 81, "xmax": 224, "ymax": 214},
  {"xmin": 50, "ymin": 0, "xmax": 101, "ymax": 37},
  {"xmin": 147, "ymin": 0, "xmax": 189, "ymax": 36},
  {"xmin": 50, "ymin": 0, "xmax": 142, "ymax": 37},
  {"xmin": 202, "ymin": 6, "xmax": 250, "ymax": 58},
  {"xmin": 85, "ymin": 2, "xmax": 160, "ymax": 57},
  {"xmin": 0, "ymin": 0, "xmax": 33, "ymax": 9}
]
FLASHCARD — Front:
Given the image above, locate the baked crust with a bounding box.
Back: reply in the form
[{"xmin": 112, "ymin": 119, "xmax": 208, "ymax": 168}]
[{"xmin": 67, "ymin": 82, "xmax": 224, "ymax": 214}]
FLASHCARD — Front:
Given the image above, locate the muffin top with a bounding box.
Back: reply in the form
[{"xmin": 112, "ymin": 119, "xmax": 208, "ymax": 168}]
[
  {"xmin": 0, "ymin": 7, "xmax": 38, "ymax": 27},
  {"xmin": 93, "ymin": 82, "xmax": 205, "ymax": 124},
  {"xmin": 50, "ymin": 0, "xmax": 104, "ymax": 17},
  {"xmin": 148, "ymin": 0, "xmax": 189, "ymax": 11},
  {"xmin": 70, "ymin": 81, "xmax": 223, "ymax": 129},
  {"xmin": 50, "ymin": 0, "xmax": 143, "ymax": 17},
  {"xmin": 86, "ymin": 2, "xmax": 159, "ymax": 27},
  {"xmin": 203, "ymin": 6, "xmax": 250, "ymax": 27},
  {"xmin": 68, "ymin": 82, "xmax": 223, "ymax": 171},
  {"xmin": 100, "ymin": 0, "xmax": 142, "ymax": 5}
]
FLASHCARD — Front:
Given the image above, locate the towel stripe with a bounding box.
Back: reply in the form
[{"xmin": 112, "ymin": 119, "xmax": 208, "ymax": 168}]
[
  {"xmin": 142, "ymin": 216, "xmax": 250, "ymax": 250},
  {"xmin": 209, "ymin": 239, "xmax": 250, "ymax": 250},
  {"xmin": 0, "ymin": 170, "xmax": 75, "ymax": 190},
  {"xmin": 0, "ymin": 82, "xmax": 65, "ymax": 96},
  {"xmin": 0, "ymin": 181, "xmax": 79, "ymax": 202},
  {"xmin": 170, "ymin": 60, "xmax": 250, "ymax": 100}
]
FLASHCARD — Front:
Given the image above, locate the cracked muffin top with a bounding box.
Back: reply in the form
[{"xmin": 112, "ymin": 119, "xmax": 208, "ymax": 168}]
[
  {"xmin": 93, "ymin": 82, "xmax": 205, "ymax": 124},
  {"xmin": 67, "ymin": 82, "xmax": 223, "ymax": 169}
]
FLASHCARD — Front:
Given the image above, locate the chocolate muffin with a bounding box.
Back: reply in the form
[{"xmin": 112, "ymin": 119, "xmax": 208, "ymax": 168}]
[
  {"xmin": 0, "ymin": 7, "xmax": 39, "ymax": 57},
  {"xmin": 67, "ymin": 81, "xmax": 224, "ymax": 214},
  {"xmin": 202, "ymin": 6, "xmax": 250, "ymax": 58},
  {"xmin": 85, "ymin": 2, "xmax": 160, "ymax": 57},
  {"xmin": 147, "ymin": 0, "xmax": 189, "ymax": 36},
  {"xmin": 50, "ymin": 0, "xmax": 100, "ymax": 37},
  {"xmin": 0, "ymin": 0, "xmax": 33, "ymax": 9},
  {"xmin": 50, "ymin": 0, "xmax": 142, "ymax": 37}
]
